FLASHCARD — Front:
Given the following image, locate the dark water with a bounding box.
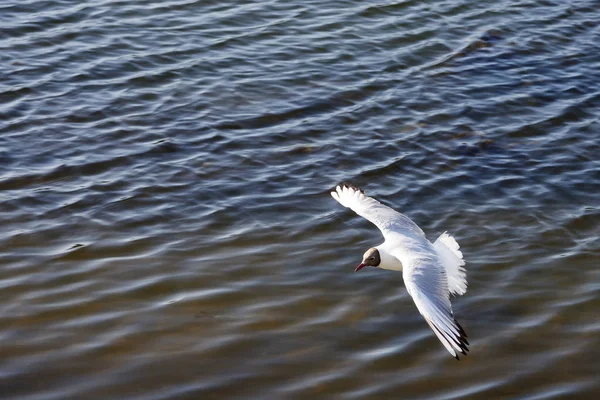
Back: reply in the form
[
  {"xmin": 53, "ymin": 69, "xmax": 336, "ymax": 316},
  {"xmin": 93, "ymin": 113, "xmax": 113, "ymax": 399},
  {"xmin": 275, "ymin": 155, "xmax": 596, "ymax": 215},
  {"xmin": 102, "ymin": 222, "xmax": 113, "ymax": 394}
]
[{"xmin": 1, "ymin": 0, "xmax": 600, "ymax": 398}]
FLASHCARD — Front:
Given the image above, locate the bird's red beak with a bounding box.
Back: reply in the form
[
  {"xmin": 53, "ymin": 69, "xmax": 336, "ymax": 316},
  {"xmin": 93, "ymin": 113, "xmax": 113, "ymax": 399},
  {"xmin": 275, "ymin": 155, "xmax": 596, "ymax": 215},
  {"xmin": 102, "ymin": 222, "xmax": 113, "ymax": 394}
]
[{"xmin": 355, "ymin": 263, "xmax": 366, "ymax": 272}]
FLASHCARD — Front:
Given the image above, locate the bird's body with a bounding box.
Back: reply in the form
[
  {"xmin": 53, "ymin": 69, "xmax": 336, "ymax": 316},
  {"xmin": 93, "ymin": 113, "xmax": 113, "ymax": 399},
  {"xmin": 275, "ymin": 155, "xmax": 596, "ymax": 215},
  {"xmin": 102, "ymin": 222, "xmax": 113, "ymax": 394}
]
[{"xmin": 331, "ymin": 183, "xmax": 469, "ymax": 359}]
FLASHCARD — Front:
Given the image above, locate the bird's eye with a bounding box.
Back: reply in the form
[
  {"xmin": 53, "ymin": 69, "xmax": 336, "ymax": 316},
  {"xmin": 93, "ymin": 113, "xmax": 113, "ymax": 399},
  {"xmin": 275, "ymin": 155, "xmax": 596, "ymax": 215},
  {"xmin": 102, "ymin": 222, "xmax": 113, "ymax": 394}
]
[{"xmin": 369, "ymin": 257, "xmax": 375, "ymax": 261}]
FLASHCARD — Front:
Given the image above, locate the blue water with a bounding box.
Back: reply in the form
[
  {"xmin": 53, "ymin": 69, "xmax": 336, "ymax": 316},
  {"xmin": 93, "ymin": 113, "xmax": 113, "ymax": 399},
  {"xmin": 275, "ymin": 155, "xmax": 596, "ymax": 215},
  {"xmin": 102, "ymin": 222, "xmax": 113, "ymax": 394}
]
[{"xmin": 1, "ymin": 0, "xmax": 600, "ymax": 398}]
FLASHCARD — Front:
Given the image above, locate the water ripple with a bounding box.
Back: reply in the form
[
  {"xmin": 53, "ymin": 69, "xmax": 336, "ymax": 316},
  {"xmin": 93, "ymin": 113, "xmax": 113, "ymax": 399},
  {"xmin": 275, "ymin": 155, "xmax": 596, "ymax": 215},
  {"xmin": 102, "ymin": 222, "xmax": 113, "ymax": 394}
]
[{"xmin": 1, "ymin": 0, "xmax": 600, "ymax": 398}]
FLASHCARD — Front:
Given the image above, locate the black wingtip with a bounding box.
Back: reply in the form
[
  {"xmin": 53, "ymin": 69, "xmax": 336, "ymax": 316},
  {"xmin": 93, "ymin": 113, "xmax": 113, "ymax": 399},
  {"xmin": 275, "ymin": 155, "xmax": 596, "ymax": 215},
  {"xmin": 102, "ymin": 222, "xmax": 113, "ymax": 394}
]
[
  {"xmin": 427, "ymin": 319, "xmax": 469, "ymax": 359},
  {"xmin": 455, "ymin": 319, "xmax": 468, "ymax": 338},
  {"xmin": 455, "ymin": 319, "xmax": 470, "ymax": 356},
  {"xmin": 338, "ymin": 182, "xmax": 365, "ymax": 194}
]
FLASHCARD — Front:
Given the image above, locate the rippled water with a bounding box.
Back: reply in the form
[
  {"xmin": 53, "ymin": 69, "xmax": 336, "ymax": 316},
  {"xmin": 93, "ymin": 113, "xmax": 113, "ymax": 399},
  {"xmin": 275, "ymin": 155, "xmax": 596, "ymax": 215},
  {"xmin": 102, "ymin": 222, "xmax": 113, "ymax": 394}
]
[{"xmin": 1, "ymin": 0, "xmax": 600, "ymax": 398}]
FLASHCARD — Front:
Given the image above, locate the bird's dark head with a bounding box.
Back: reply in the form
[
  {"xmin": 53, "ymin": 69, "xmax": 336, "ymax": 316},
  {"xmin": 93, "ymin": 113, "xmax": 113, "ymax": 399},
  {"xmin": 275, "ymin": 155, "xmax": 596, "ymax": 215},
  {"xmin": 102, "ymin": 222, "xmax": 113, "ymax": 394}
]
[{"xmin": 355, "ymin": 248, "xmax": 381, "ymax": 272}]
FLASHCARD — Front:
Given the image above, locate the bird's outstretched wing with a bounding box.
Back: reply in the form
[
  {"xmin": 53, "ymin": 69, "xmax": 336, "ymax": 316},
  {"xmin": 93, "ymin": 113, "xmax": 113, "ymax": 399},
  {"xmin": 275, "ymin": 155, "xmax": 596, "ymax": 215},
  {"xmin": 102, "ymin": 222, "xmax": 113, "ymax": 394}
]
[
  {"xmin": 330, "ymin": 184, "xmax": 424, "ymax": 240},
  {"xmin": 399, "ymin": 254, "xmax": 469, "ymax": 359}
]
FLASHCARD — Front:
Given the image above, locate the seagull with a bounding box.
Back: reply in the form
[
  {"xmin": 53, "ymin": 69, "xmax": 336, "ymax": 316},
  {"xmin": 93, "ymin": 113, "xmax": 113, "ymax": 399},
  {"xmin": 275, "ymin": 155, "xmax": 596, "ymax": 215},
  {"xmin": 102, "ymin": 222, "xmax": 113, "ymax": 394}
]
[{"xmin": 331, "ymin": 183, "xmax": 469, "ymax": 359}]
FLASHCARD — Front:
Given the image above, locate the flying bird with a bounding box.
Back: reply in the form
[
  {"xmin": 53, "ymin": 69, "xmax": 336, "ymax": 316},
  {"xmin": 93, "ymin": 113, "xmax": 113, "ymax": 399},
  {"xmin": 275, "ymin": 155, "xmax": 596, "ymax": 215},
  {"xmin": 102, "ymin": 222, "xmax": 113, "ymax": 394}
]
[{"xmin": 331, "ymin": 183, "xmax": 469, "ymax": 359}]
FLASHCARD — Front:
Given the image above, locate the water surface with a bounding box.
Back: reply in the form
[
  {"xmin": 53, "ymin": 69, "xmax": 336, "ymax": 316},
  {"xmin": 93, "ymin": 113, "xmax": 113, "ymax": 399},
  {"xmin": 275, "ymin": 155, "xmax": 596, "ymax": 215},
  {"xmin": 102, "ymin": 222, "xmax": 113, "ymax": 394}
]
[{"xmin": 1, "ymin": 0, "xmax": 600, "ymax": 398}]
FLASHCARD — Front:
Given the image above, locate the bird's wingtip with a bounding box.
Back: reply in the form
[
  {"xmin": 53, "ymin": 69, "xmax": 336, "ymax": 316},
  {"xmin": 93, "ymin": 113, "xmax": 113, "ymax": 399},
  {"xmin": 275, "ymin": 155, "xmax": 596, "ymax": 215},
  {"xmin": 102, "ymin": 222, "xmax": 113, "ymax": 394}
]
[
  {"xmin": 338, "ymin": 182, "xmax": 365, "ymax": 194},
  {"xmin": 332, "ymin": 183, "xmax": 366, "ymax": 198}
]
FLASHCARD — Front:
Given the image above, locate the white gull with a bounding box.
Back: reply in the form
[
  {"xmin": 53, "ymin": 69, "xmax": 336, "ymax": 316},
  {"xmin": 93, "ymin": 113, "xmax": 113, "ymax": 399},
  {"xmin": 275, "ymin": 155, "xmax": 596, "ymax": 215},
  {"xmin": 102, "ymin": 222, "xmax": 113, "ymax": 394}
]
[{"xmin": 331, "ymin": 183, "xmax": 469, "ymax": 359}]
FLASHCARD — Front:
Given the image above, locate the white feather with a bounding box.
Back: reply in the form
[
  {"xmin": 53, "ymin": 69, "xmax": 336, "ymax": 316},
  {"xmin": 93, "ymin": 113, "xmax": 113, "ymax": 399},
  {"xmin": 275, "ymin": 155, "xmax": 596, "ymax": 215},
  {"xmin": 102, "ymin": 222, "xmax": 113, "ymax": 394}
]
[
  {"xmin": 400, "ymin": 254, "xmax": 469, "ymax": 359},
  {"xmin": 331, "ymin": 184, "xmax": 425, "ymax": 239},
  {"xmin": 433, "ymin": 232, "xmax": 468, "ymax": 296}
]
